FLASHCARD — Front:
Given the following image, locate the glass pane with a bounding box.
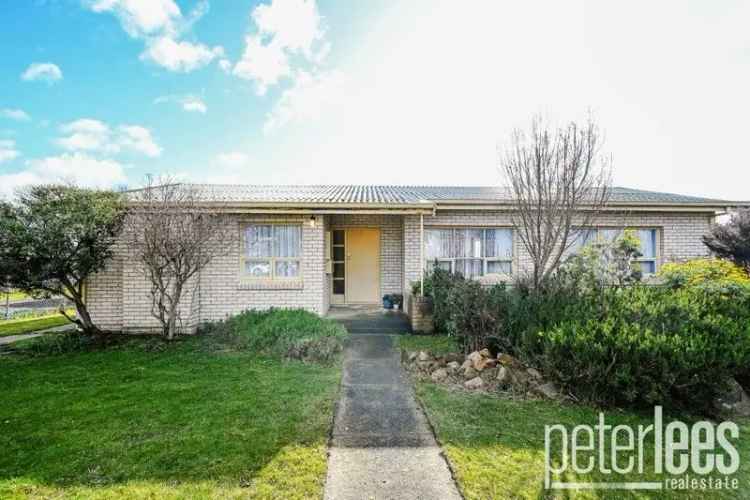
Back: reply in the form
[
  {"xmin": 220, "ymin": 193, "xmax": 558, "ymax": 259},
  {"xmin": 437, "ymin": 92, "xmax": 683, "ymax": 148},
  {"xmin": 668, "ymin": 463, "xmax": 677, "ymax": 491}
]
[
  {"xmin": 487, "ymin": 261, "xmax": 512, "ymax": 274},
  {"xmin": 570, "ymin": 228, "xmax": 596, "ymax": 252},
  {"xmin": 455, "ymin": 258, "xmax": 483, "ymax": 278},
  {"xmin": 333, "ymin": 262, "xmax": 345, "ymax": 278},
  {"xmin": 274, "ymin": 226, "xmax": 301, "ymax": 258},
  {"xmin": 245, "ymin": 225, "xmax": 272, "ymax": 257},
  {"xmin": 458, "ymin": 229, "xmax": 482, "ymax": 258},
  {"xmin": 637, "ymin": 229, "xmax": 657, "ymax": 258},
  {"xmin": 244, "ymin": 260, "xmax": 271, "ymax": 277},
  {"xmin": 426, "ymin": 260, "xmax": 451, "ymax": 272},
  {"xmin": 333, "ymin": 279, "xmax": 345, "ymax": 294},
  {"xmin": 333, "ymin": 230, "xmax": 345, "ymax": 245},
  {"xmin": 333, "ymin": 246, "xmax": 345, "ymax": 261},
  {"xmin": 599, "ymin": 228, "xmax": 622, "ymax": 243},
  {"xmin": 425, "ymin": 229, "xmax": 446, "ymax": 259},
  {"xmin": 640, "ymin": 261, "xmax": 656, "ymax": 274},
  {"xmin": 275, "ymin": 260, "xmax": 300, "ymax": 278},
  {"xmin": 484, "ymin": 229, "xmax": 513, "ymax": 259}
]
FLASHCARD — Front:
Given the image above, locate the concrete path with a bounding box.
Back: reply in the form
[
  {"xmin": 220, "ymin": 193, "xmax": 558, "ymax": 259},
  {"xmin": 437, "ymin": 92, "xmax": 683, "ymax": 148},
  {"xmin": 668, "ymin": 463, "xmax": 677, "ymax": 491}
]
[
  {"xmin": 0, "ymin": 333, "xmax": 44, "ymax": 346},
  {"xmin": 325, "ymin": 335, "xmax": 462, "ymax": 500}
]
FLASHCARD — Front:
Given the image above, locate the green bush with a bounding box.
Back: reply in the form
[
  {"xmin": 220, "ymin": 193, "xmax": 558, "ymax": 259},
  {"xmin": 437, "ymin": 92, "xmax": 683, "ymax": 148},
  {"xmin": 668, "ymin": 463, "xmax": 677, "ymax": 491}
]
[
  {"xmin": 538, "ymin": 285, "xmax": 750, "ymax": 411},
  {"xmin": 658, "ymin": 258, "xmax": 750, "ymax": 288},
  {"xmin": 201, "ymin": 309, "xmax": 348, "ymax": 364}
]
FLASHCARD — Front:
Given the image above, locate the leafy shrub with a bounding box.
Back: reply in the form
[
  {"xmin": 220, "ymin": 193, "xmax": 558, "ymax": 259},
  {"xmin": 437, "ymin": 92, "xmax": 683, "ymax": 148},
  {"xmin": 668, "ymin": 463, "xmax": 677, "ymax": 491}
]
[
  {"xmin": 558, "ymin": 230, "xmax": 643, "ymax": 292},
  {"xmin": 658, "ymin": 258, "xmax": 750, "ymax": 288},
  {"xmin": 201, "ymin": 309, "xmax": 347, "ymax": 364},
  {"xmin": 537, "ymin": 285, "xmax": 750, "ymax": 411}
]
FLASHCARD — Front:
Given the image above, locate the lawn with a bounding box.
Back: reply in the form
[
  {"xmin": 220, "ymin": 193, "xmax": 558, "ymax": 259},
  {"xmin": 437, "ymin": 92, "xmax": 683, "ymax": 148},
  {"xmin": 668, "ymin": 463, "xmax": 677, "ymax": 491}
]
[
  {"xmin": 397, "ymin": 334, "xmax": 461, "ymax": 355},
  {"xmin": 416, "ymin": 382, "xmax": 750, "ymax": 500},
  {"xmin": 0, "ymin": 329, "xmax": 343, "ymax": 498},
  {"xmin": 0, "ymin": 313, "xmax": 71, "ymax": 337}
]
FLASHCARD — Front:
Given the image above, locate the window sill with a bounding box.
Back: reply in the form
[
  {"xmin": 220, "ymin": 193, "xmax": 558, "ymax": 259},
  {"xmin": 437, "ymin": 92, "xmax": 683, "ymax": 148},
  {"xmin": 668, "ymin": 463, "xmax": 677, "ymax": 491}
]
[{"xmin": 238, "ymin": 280, "xmax": 304, "ymax": 291}]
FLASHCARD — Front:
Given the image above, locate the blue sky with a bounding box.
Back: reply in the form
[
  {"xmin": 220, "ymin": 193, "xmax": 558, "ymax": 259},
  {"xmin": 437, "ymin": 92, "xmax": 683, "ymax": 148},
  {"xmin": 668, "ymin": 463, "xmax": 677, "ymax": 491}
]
[{"xmin": 1, "ymin": 0, "xmax": 749, "ymax": 199}]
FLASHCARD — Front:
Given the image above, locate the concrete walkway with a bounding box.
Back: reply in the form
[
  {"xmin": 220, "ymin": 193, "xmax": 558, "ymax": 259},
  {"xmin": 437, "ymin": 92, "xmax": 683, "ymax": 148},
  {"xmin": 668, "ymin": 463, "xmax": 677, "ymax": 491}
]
[{"xmin": 325, "ymin": 335, "xmax": 462, "ymax": 500}]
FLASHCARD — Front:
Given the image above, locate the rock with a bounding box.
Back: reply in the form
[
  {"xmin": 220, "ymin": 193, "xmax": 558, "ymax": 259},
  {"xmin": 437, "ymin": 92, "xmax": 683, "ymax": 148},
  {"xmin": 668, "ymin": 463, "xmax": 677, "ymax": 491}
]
[
  {"xmin": 463, "ymin": 366, "xmax": 478, "ymax": 380},
  {"xmin": 417, "ymin": 351, "xmax": 431, "ymax": 362},
  {"xmin": 445, "ymin": 352, "xmax": 464, "ymax": 364},
  {"xmin": 408, "ymin": 351, "xmax": 418, "ymax": 362},
  {"xmin": 431, "ymin": 368, "xmax": 448, "ymax": 382},
  {"xmin": 464, "ymin": 376, "xmax": 484, "ymax": 390},
  {"xmin": 480, "ymin": 366, "xmax": 498, "ymax": 382},
  {"xmin": 417, "ymin": 360, "xmax": 433, "ymax": 372},
  {"xmin": 535, "ymin": 382, "xmax": 560, "ymax": 400},
  {"xmin": 527, "ymin": 368, "xmax": 542, "ymax": 380},
  {"xmin": 497, "ymin": 353, "xmax": 522, "ymax": 367},
  {"xmin": 714, "ymin": 378, "xmax": 750, "ymax": 418},
  {"xmin": 460, "ymin": 358, "xmax": 472, "ymax": 370},
  {"xmin": 496, "ymin": 366, "xmax": 509, "ymax": 384},
  {"xmin": 509, "ymin": 367, "xmax": 531, "ymax": 387},
  {"xmin": 467, "ymin": 351, "xmax": 484, "ymax": 370},
  {"xmin": 479, "ymin": 348, "xmax": 492, "ymax": 358},
  {"xmin": 446, "ymin": 361, "xmax": 461, "ymax": 373},
  {"xmin": 433, "ymin": 357, "xmax": 447, "ymax": 368}
]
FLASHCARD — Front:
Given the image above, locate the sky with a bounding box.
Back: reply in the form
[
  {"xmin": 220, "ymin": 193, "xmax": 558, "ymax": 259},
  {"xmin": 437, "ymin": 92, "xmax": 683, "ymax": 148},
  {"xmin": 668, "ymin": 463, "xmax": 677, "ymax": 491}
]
[{"xmin": 1, "ymin": 0, "xmax": 749, "ymax": 200}]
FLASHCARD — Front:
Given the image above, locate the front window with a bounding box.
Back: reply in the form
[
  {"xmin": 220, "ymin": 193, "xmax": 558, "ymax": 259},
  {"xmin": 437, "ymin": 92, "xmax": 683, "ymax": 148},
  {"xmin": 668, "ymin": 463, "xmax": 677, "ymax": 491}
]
[
  {"xmin": 425, "ymin": 227, "xmax": 513, "ymax": 278},
  {"xmin": 242, "ymin": 224, "xmax": 302, "ymax": 279},
  {"xmin": 570, "ymin": 227, "xmax": 659, "ymax": 274}
]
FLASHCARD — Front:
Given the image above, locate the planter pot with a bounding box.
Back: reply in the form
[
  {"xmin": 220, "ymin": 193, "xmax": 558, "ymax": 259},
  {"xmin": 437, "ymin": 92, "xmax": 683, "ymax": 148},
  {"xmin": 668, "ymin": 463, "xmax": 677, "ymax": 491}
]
[
  {"xmin": 382, "ymin": 297, "xmax": 394, "ymax": 309},
  {"xmin": 408, "ymin": 294, "xmax": 434, "ymax": 334}
]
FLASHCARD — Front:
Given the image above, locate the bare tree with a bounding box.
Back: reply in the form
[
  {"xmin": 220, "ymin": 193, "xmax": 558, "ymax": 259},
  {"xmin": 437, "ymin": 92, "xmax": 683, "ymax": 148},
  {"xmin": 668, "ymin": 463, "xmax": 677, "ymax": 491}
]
[
  {"xmin": 125, "ymin": 177, "xmax": 227, "ymax": 340},
  {"xmin": 500, "ymin": 116, "xmax": 612, "ymax": 287}
]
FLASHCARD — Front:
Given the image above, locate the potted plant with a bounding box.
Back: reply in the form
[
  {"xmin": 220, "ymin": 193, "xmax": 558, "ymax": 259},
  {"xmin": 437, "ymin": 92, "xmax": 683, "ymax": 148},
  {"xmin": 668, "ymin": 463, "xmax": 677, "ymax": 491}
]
[
  {"xmin": 390, "ymin": 293, "xmax": 403, "ymax": 310},
  {"xmin": 382, "ymin": 294, "xmax": 394, "ymax": 309}
]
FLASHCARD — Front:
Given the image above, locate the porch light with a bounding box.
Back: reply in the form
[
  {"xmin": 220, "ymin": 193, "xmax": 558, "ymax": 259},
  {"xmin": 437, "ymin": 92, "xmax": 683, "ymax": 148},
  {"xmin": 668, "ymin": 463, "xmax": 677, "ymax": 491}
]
[{"xmin": 308, "ymin": 216, "xmax": 316, "ymax": 228}]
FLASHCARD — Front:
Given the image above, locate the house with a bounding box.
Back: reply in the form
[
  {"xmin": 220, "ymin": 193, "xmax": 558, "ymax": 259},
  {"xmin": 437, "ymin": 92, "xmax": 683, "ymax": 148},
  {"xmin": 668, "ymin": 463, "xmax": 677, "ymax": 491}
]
[{"xmin": 85, "ymin": 185, "xmax": 740, "ymax": 334}]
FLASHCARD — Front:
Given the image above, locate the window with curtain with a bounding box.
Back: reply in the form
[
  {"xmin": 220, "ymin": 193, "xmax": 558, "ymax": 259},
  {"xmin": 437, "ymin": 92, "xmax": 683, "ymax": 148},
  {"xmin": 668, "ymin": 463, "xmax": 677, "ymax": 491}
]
[
  {"xmin": 242, "ymin": 224, "xmax": 302, "ymax": 279},
  {"xmin": 424, "ymin": 228, "xmax": 513, "ymax": 278},
  {"xmin": 570, "ymin": 227, "xmax": 659, "ymax": 274}
]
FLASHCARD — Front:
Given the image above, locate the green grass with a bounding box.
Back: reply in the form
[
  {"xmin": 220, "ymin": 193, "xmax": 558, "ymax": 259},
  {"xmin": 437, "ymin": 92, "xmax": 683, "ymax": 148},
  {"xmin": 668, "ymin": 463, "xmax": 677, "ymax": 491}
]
[
  {"xmin": 416, "ymin": 382, "xmax": 750, "ymax": 499},
  {"xmin": 0, "ymin": 314, "xmax": 71, "ymax": 337},
  {"xmin": 0, "ymin": 325, "xmax": 343, "ymax": 498},
  {"xmin": 397, "ymin": 334, "xmax": 460, "ymax": 355},
  {"xmin": 1, "ymin": 291, "xmax": 30, "ymax": 303}
]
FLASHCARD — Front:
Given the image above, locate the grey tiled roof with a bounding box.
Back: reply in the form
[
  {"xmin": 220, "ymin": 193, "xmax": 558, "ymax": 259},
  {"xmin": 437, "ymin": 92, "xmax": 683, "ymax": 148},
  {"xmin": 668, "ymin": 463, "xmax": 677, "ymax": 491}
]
[{"xmin": 169, "ymin": 184, "xmax": 738, "ymax": 206}]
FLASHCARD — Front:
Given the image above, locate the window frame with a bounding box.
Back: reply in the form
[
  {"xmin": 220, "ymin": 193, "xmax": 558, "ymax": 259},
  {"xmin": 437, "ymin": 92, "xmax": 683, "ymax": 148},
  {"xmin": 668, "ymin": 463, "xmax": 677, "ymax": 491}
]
[
  {"xmin": 240, "ymin": 223, "xmax": 303, "ymax": 281},
  {"xmin": 570, "ymin": 226, "xmax": 660, "ymax": 274},
  {"xmin": 424, "ymin": 226, "xmax": 514, "ymax": 277}
]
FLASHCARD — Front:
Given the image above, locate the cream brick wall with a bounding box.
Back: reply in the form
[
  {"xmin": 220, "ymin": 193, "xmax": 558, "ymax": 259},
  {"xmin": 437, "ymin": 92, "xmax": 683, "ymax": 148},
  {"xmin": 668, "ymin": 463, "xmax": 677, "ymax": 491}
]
[
  {"xmin": 403, "ymin": 209, "xmax": 714, "ymax": 310},
  {"xmin": 86, "ymin": 208, "xmax": 713, "ymax": 333},
  {"xmin": 87, "ymin": 213, "xmax": 328, "ymax": 334}
]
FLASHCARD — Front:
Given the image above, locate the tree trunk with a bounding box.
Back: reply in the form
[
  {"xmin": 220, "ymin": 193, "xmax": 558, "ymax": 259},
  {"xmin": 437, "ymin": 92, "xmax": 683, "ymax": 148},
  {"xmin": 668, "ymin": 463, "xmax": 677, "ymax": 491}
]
[{"xmin": 70, "ymin": 296, "xmax": 103, "ymax": 335}]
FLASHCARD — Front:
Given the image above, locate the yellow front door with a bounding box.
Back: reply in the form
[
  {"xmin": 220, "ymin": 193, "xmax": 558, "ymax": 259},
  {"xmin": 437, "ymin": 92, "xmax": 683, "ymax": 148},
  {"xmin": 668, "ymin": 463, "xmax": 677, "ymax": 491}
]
[{"xmin": 346, "ymin": 228, "xmax": 380, "ymax": 303}]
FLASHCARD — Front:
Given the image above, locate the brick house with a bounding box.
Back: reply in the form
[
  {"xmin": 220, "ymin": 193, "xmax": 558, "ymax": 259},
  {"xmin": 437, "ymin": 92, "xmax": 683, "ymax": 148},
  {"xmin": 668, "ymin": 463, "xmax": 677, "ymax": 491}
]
[{"xmin": 85, "ymin": 185, "xmax": 739, "ymax": 333}]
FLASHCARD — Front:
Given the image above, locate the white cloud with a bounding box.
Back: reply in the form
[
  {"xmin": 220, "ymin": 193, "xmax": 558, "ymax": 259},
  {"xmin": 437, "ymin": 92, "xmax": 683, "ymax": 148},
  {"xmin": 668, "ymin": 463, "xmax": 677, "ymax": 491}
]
[
  {"xmin": 118, "ymin": 125, "xmax": 162, "ymax": 157},
  {"xmin": 233, "ymin": 35, "xmax": 291, "ymax": 94},
  {"xmin": 0, "ymin": 140, "xmax": 20, "ymax": 163},
  {"xmin": 56, "ymin": 119, "xmax": 117, "ymax": 154},
  {"xmin": 84, "ymin": 0, "xmax": 223, "ymax": 73},
  {"xmin": 264, "ymin": 70, "xmax": 345, "ymax": 133},
  {"xmin": 218, "ymin": 58, "xmax": 232, "ymax": 73},
  {"xmin": 20, "ymin": 62, "xmax": 63, "ymax": 83},
  {"xmin": 55, "ymin": 119, "xmax": 161, "ymax": 157},
  {"xmin": 86, "ymin": 0, "xmax": 181, "ymax": 38},
  {"xmin": 0, "ymin": 153, "xmax": 126, "ymax": 199},
  {"xmin": 233, "ymin": 0, "xmax": 326, "ymax": 93},
  {"xmin": 1, "ymin": 109, "xmax": 31, "ymax": 121},
  {"xmin": 154, "ymin": 94, "xmax": 207, "ymax": 113},
  {"xmin": 140, "ymin": 36, "xmax": 223, "ymax": 72}
]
